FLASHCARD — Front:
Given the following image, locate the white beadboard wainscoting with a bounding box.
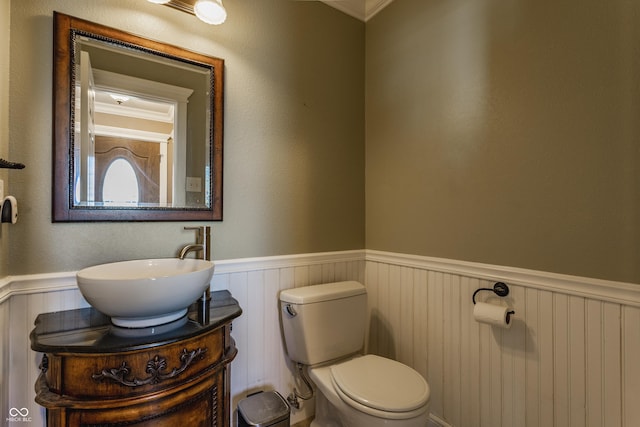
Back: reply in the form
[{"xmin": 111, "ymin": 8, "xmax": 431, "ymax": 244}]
[
  {"xmin": 0, "ymin": 251, "xmax": 365, "ymax": 426},
  {"xmin": 2, "ymin": 250, "xmax": 639, "ymax": 427},
  {"xmin": 365, "ymin": 250, "xmax": 640, "ymax": 427}
]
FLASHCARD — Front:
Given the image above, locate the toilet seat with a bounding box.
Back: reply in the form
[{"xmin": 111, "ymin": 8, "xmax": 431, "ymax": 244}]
[{"xmin": 330, "ymin": 355, "xmax": 430, "ymax": 419}]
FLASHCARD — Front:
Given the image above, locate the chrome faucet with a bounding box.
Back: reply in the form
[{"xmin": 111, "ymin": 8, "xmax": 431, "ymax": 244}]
[{"xmin": 179, "ymin": 226, "xmax": 212, "ymax": 324}]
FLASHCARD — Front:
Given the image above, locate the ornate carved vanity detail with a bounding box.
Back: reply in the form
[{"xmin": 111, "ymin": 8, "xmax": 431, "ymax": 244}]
[{"xmin": 30, "ymin": 291, "xmax": 241, "ymax": 427}]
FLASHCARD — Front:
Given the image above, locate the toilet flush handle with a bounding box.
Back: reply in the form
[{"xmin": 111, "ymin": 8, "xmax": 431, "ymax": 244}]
[{"xmin": 284, "ymin": 304, "xmax": 297, "ymax": 317}]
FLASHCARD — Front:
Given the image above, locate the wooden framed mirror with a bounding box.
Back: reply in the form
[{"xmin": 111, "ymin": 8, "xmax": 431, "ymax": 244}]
[{"xmin": 52, "ymin": 12, "xmax": 223, "ymax": 221}]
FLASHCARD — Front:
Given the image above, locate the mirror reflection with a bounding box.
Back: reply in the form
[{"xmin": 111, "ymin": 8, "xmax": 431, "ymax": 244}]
[
  {"xmin": 53, "ymin": 12, "xmax": 223, "ymax": 221},
  {"xmin": 74, "ymin": 35, "xmax": 209, "ymax": 208}
]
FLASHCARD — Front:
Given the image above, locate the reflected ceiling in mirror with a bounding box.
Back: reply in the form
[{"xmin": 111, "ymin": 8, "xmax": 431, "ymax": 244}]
[{"xmin": 53, "ymin": 12, "xmax": 223, "ymax": 221}]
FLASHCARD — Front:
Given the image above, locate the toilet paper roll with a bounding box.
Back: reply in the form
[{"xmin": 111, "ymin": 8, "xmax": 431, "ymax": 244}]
[{"xmin": 473, "ymin": 302, "xmax": 513, "ymax": 329}]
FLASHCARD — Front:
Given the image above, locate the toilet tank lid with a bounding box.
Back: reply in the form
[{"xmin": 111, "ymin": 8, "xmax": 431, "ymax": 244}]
[{"xmin": 279, "ymin": 281, "xmax": 365, "ymax": 304}]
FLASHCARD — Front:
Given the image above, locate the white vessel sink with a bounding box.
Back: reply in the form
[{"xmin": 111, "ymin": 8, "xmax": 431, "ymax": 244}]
[{"xmin": 76, "ymin": 258, "xmax": 214, "ymax": 328}]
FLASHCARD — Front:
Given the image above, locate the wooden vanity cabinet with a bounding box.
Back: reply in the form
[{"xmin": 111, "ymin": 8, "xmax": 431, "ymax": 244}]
[{"xmin": 31, "ymin": 291, "xmax": 241, "ymax": 427}]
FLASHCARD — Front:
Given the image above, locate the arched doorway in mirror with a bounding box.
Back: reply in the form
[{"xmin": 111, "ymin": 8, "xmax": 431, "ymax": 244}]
[
  {"xmin": 102, "ymin": 158, "xmax": 140, "ymax": 205},
  {"xmin": 94, "ymin": 138, "xmax": 163, "ymax": 207}
]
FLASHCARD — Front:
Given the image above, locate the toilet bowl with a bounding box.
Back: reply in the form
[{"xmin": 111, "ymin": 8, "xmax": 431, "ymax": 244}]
[
  {"xmin": 309, "ymin": 355, "xmax": 430, "ymax": 427},
  {"xmin": 279, "ymin": 281, "xmax": 432, "ymax": 427}
]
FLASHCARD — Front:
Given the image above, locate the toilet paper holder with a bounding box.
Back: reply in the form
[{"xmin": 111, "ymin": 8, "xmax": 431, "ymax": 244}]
[
  {"xmin": 472, "ymin": 282, "xmax": 511, "ymax": 305},
  {"xmin": 473, "ymin": 282, "xmax": 515, "ymax": 322}
]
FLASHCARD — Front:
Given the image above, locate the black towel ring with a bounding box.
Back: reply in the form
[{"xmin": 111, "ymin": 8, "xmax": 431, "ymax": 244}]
[{"xmin": 472, "ymin": 282, "xmax": 510, "ymax": 305}]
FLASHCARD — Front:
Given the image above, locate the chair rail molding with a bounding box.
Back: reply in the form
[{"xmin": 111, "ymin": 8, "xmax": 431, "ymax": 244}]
[
  {"xmin": 0, "ymin": 272, "xmax": 78, "ymax": 304},
  {"xmin": 0, "ymin": 250, "xmax": 367, "ymax": 303},
  {"xmin": 1, "ymin": 249, "xmax": 638, "ymax": 306},
  {"xmin": 366, "ymin": 250, "xmax": 640, "ymax": 307}
]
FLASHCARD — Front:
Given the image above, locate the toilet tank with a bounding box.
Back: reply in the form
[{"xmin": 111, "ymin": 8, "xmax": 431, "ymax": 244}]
[{"xmin": 279, "ymin": 281, "xmax": 367, "ymax": 366}]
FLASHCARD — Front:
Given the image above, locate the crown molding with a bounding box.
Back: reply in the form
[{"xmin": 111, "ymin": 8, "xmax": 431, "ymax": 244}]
[{"xmin": 320, "ymin": 0, "xmax": 395, "ymax": 22}]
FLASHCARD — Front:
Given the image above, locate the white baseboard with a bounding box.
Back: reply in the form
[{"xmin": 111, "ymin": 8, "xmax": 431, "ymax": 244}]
[{"xmin": 428, "ymin": 413, "xmax": 452, "ymax": 427}]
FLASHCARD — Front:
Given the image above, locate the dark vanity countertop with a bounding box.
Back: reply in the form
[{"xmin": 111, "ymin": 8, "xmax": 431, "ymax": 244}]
[{"xmin": 30, "ymin": 291, "xmax": 242, "ymax": 354}]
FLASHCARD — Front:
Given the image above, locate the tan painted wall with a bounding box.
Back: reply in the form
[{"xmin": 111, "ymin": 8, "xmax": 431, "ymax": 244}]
[
  {"xmin": 8, "ymin": 0, "xmax": 365, "ymax": 274},
  {"xmin": 366, "ymin": 0, "xmax": 640, "ymax": 283},
  {"xmin": 9, "ymin": 0, "xmax": 637, "ymax": 284}
]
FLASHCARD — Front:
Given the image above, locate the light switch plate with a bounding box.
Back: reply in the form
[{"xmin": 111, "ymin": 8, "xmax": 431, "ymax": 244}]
[{"xmin": 186, "ymin": 177, "xmax": 202, "ymax": 192}]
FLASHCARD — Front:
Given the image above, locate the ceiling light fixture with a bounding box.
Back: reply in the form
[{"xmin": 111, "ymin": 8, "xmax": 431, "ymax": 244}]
[
  {"xmin": 149, "ymin": 0, "xmax": 227, "ymax": 25},
  {"xmin": 110, "ymin": 94, "xmax": 130, "ymax": 105},
  {"xmin": 193, "ymin": 0, "xmax": 227, "ymax": 25}
]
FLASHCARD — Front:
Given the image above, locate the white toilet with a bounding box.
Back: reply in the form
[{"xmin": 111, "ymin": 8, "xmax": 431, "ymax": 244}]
[{"xmin": 279, "ymin": 281, "xmax": 430, "ymax": 427}]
